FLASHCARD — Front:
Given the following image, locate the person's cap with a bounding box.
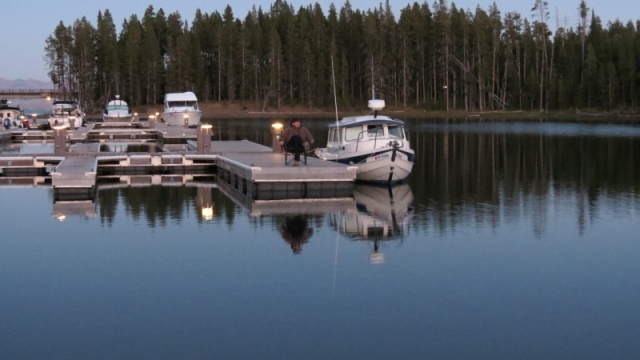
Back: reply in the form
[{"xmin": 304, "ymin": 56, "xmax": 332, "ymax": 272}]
[{"xmin": 291, "ymin": 118, "xmax": 301, "ymax": 125}]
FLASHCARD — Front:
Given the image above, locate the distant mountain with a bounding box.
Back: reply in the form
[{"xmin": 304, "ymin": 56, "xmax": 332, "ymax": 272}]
[{"xmin": 0, "ymin": 77, "xmax": 53, "ymax": 89}]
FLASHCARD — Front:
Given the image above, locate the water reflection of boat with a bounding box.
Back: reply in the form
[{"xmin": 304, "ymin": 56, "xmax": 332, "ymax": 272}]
[{"xmin": 329, "ymin": 182, "xmax": 413, "ymax": 263}]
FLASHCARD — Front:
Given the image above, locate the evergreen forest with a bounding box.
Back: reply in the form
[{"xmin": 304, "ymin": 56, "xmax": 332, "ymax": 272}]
[{"xmin": 44, "ymin": 0, "xmax": 640, "ymax": 113}]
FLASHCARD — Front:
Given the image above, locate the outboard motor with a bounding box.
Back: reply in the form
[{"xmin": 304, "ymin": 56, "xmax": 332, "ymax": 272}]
[{"xmin": 3, "ymin": 118, "xmax": 10, "ymax": 129}]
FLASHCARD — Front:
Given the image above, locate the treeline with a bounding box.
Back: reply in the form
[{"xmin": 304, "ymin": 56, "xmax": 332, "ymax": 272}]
[{"xmin": 44, "ymin": 0, "xmax": 640, "ymax": 113}]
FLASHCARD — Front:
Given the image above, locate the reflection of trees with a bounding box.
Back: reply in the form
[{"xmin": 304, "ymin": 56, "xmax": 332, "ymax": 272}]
[
  {"xmin": 98, "ymin": 185, "xmax": 238, "ymax": 227},
  {"xmin": 408, "ymin": 123, "xmax": 640, "ymax": 236}
]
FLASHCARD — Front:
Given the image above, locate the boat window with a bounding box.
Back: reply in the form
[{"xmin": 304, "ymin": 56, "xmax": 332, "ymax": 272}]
[
  {"xmin": 345, "ymin": 127, "xmax": 362, "ymax": 141},
  {"xmin": 388, "ymin": 125, "xmax": 404, "ymax": 139},
  {"xmin": 367, "ymin": 125, "xmax": 384, "ymax": 137},
  {"xmin": 328, "ymin": 128, "xmax": 336, "ymax": 142}
]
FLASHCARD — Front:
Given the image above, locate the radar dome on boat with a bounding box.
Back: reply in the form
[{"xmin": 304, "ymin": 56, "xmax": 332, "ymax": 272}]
[{"xmin": 368, "ymin": 99, "xmax": 385, "ymax": 111}]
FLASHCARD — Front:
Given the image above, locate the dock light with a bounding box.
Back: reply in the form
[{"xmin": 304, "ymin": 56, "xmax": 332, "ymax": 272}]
[
  {"xmin": 46, "ymin": 96, "xmax": 51, "ymax": 101},
  {"xmin": 271, "ymin": 122, "xmax": 283, "ymax": 135},
  {"xmin": 133, "ymin": 112, "xmax": 139, "ymax": 122},
  {"xmin": 183, "ymin": 114, "xmax": 189, "ymax": 128},
  {"xmin": 57, "ymin": 215, "xmax": 67, "ymax": 222},
  {"xmin": 201, "ymin": 206, "xmax": 214, "ymax": 220},
  {"xmin": 271, "ymin": 122, "xmax": 284, "ymax": 153},
  {"xmin": 68, "ymin": 116, "xmax": 76, "ymax": 130}
]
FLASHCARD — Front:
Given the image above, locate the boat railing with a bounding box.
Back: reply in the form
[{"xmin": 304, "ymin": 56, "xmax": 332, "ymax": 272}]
[{"xmin": 353, "ymin": 128, "xmax": 386, "ymax": 152}]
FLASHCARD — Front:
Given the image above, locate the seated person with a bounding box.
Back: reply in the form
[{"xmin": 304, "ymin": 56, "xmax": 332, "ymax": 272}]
[{"xmin": 279, "ymin": 118, "xmax": 314, "ymax": 165}]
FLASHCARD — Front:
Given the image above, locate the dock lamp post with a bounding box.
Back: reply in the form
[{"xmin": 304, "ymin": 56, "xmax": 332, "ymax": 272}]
[
  {"xmin": 183, "ymin": 114, "xmax": 189, "ymax": 128},
  {"xmin": 68, "ymin": 116, "xmax": 76, "ymax": 130},
  {"xmin": 148, "ymin": 114, "xmax": 156, "ymax": 129},
  {"xmin": 197, "ymin": 124, "xmax": 213, "ymax": 153},
  {"xmin": 31, "ymin": 113, "xmax": 38, "ymax": 128},
  {"xmin": 53, "ymin": 125, "xmax": 67, "ymax": 155},
  {"xmin": 271, "ymin": 122, "xmax": 283, "ymax": 153},
  {"xmin": 19, "ymin": 115, "xmax": 25, "ymax": 129}
]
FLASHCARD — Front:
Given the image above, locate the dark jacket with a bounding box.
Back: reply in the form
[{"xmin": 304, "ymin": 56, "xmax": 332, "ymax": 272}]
[{"xmin": 281, "ymin": 126, "xmax": 314, "ymax": 144}]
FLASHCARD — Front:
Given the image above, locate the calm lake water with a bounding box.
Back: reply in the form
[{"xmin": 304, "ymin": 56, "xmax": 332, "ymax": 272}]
[{"xmin": 1, "ymin": 118, "xmax": 639, "ymax": 359}]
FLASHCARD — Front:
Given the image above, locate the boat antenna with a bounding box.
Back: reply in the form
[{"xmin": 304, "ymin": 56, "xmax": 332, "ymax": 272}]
[
  {"xmin": 331, "ymin": 56, "xmax": 340, "ymax": 149},
  {"xmin": 371, "ymin": 58, "xmax": 378, "ymax": 118}
]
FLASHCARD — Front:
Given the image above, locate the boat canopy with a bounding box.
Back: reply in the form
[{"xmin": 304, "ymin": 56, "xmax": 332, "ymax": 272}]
[
  {"xmin": 164, "ymin": 92, "xmax": 198, "ymax": 102},
  {"xmin": 328, "ymin": 116, "xmax": 405, "ymax": 128}
]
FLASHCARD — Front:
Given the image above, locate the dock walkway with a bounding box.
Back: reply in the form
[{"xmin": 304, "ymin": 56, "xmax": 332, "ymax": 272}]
[{"xmin": 1, "ymin": 123, "xmax": 357, "ymax": 200}]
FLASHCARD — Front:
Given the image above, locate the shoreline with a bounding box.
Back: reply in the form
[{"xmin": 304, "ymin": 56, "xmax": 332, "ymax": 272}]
[{"xmin": 128, "ymin": 101, "xmax": 640, "ymax": 121}]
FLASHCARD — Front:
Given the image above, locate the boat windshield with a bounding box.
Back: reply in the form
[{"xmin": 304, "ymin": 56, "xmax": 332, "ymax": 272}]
[
  {"xmin": 53, "ymin": 106, "xmax": 78, "ymax": 116},
  {"xmin": 106, "ymin": 105, "xmax": 129, "ymax": 111},
  {"xmin": 388, "ymin": 125, "xmax": 404, "ymax": 139},
  {"xmin": 345, "ymin": 127, "xmax": 362, "ymax": 141},
  {"xmin": 367, "ymin": 125, "xmax": 384, "ymax": 137},
  {"xmin": 167, "ymin": 101, "xmax": 198, "ymax": 108}
]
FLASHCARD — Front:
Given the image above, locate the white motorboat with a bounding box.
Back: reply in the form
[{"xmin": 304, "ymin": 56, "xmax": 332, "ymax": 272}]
[
  {"xmin": 162, "ymin": 91, "xmax": 202, "ymax": 127},
  {"xmin": 103, "ymin": 95, "xmax": 133, "ymax": 122},
  {"xmin": 315, "ymin": 100, "xmax": 415, "ymax": 183},
  {"xmin": 1, "ymin": 99, "xmax": 27, "ymax": 129},
  {"xmin": 48, "ymin": 100, "xmax": 85, "ymax": 128}
]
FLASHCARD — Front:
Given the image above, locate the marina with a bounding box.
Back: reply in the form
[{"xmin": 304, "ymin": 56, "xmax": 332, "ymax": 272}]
[{"xmin": 0, "ymin": 120, "xmax": 357, "ymax": 205}]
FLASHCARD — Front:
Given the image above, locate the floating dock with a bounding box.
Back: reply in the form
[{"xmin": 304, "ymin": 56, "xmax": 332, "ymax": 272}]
[{"xmin": 0, "ymin": 122, "xmax": 357, "ymax": 201}]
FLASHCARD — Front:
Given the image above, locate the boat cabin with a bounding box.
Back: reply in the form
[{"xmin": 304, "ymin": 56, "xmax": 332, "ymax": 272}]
[
  {"xmin": 326, "ymin": 116, "xmax": 407, "ymax": 151},
  {"xmin": 164, "ymin": 92, "xmax": 199, "ymax": 109}
]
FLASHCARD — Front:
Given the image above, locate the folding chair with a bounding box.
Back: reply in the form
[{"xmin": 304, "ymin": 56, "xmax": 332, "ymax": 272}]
[{"xmin": 282, "ymin": 145, "xmax": 307, "ymax": 166}]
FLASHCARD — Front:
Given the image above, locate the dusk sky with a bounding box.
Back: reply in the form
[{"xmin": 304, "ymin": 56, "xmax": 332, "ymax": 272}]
[{"xmin": 2, "ymin": 0, "xmax": 637, "ymax": 82}]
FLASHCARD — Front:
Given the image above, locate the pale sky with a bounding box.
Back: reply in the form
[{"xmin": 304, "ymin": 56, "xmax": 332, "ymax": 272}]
[{"xmin": 2, "ymin": 0, "xmax": 637, "ymax": 82}]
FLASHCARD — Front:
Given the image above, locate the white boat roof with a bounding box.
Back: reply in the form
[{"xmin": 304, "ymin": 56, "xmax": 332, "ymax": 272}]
[
  {"xmin": 107, "ymin": 99, "xmax": 128, "ymax": 106},
  {"xmin": 329, "ymin": 114, "xmax": 405, "ymax": 128},
  {"xmin": 164, "ymin": 92, "xmax": 198, "ymax": 102}
]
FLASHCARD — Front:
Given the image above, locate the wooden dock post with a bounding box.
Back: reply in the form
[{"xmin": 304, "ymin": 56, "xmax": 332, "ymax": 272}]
[
  {"xmin": 53, "ymin": 126, "xmax": 67, "ymax": 155},
  {"xmin": 197, "ymin": 124, "xmax": 212, "ymax": 153},
  {"xmin": 271, "ymin": 122, "xmax": 284, "ymax": 153}
]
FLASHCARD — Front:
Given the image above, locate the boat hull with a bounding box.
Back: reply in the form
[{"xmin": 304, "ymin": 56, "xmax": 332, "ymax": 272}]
[
  {"xmin": 162, "ymin": 109, "xmax": 202, "ymax": 127},
  {"xmin": 48, "ymin": 116, "xmax": 84, "ymax": 128},
  {"xmin": 316, "ymin": 148, "xmax": 414, "ymax": 183},
  {"xmin": 103, "ymin": 114, "xmax": 133, "ymax": 122}
]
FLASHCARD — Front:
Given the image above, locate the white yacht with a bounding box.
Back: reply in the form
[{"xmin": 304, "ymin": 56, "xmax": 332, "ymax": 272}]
[
  {"xmin": 1, "ymin": 99, "xmax": 26, "ymax": 129},
  {"xmin": 103, "ymin": 95, "xmax": 133, "ymax": 122},
  {"xmin": 162, "ymin": 92, "xmax": 202, "ymax": 127},
  {"xmin": 48, "ymin": 100, "xmax": 85, "ymax": 128},
  {"xmin": 315, "ymin": 100, "xmax": 415, "ymax": 183}
]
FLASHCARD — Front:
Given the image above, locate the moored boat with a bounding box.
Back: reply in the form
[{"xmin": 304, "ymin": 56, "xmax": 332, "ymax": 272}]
[
  {"xmin": 162, "ymin": 91, "xmax": 202, "ymax": 127},
  {"xmin": 103, "ymin": 95, "xmax": 133, "ymax": 122},
  {"xmin": 1, "ymin": 99, "xmax": 27, "ymax": 129},
  {"xmin": 314, "ymin": 100, "xmax": 415, "ymax": 183},
  {"xmin": 48, "ymin": 100, "xmax": 85, "ymax": 128}
]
